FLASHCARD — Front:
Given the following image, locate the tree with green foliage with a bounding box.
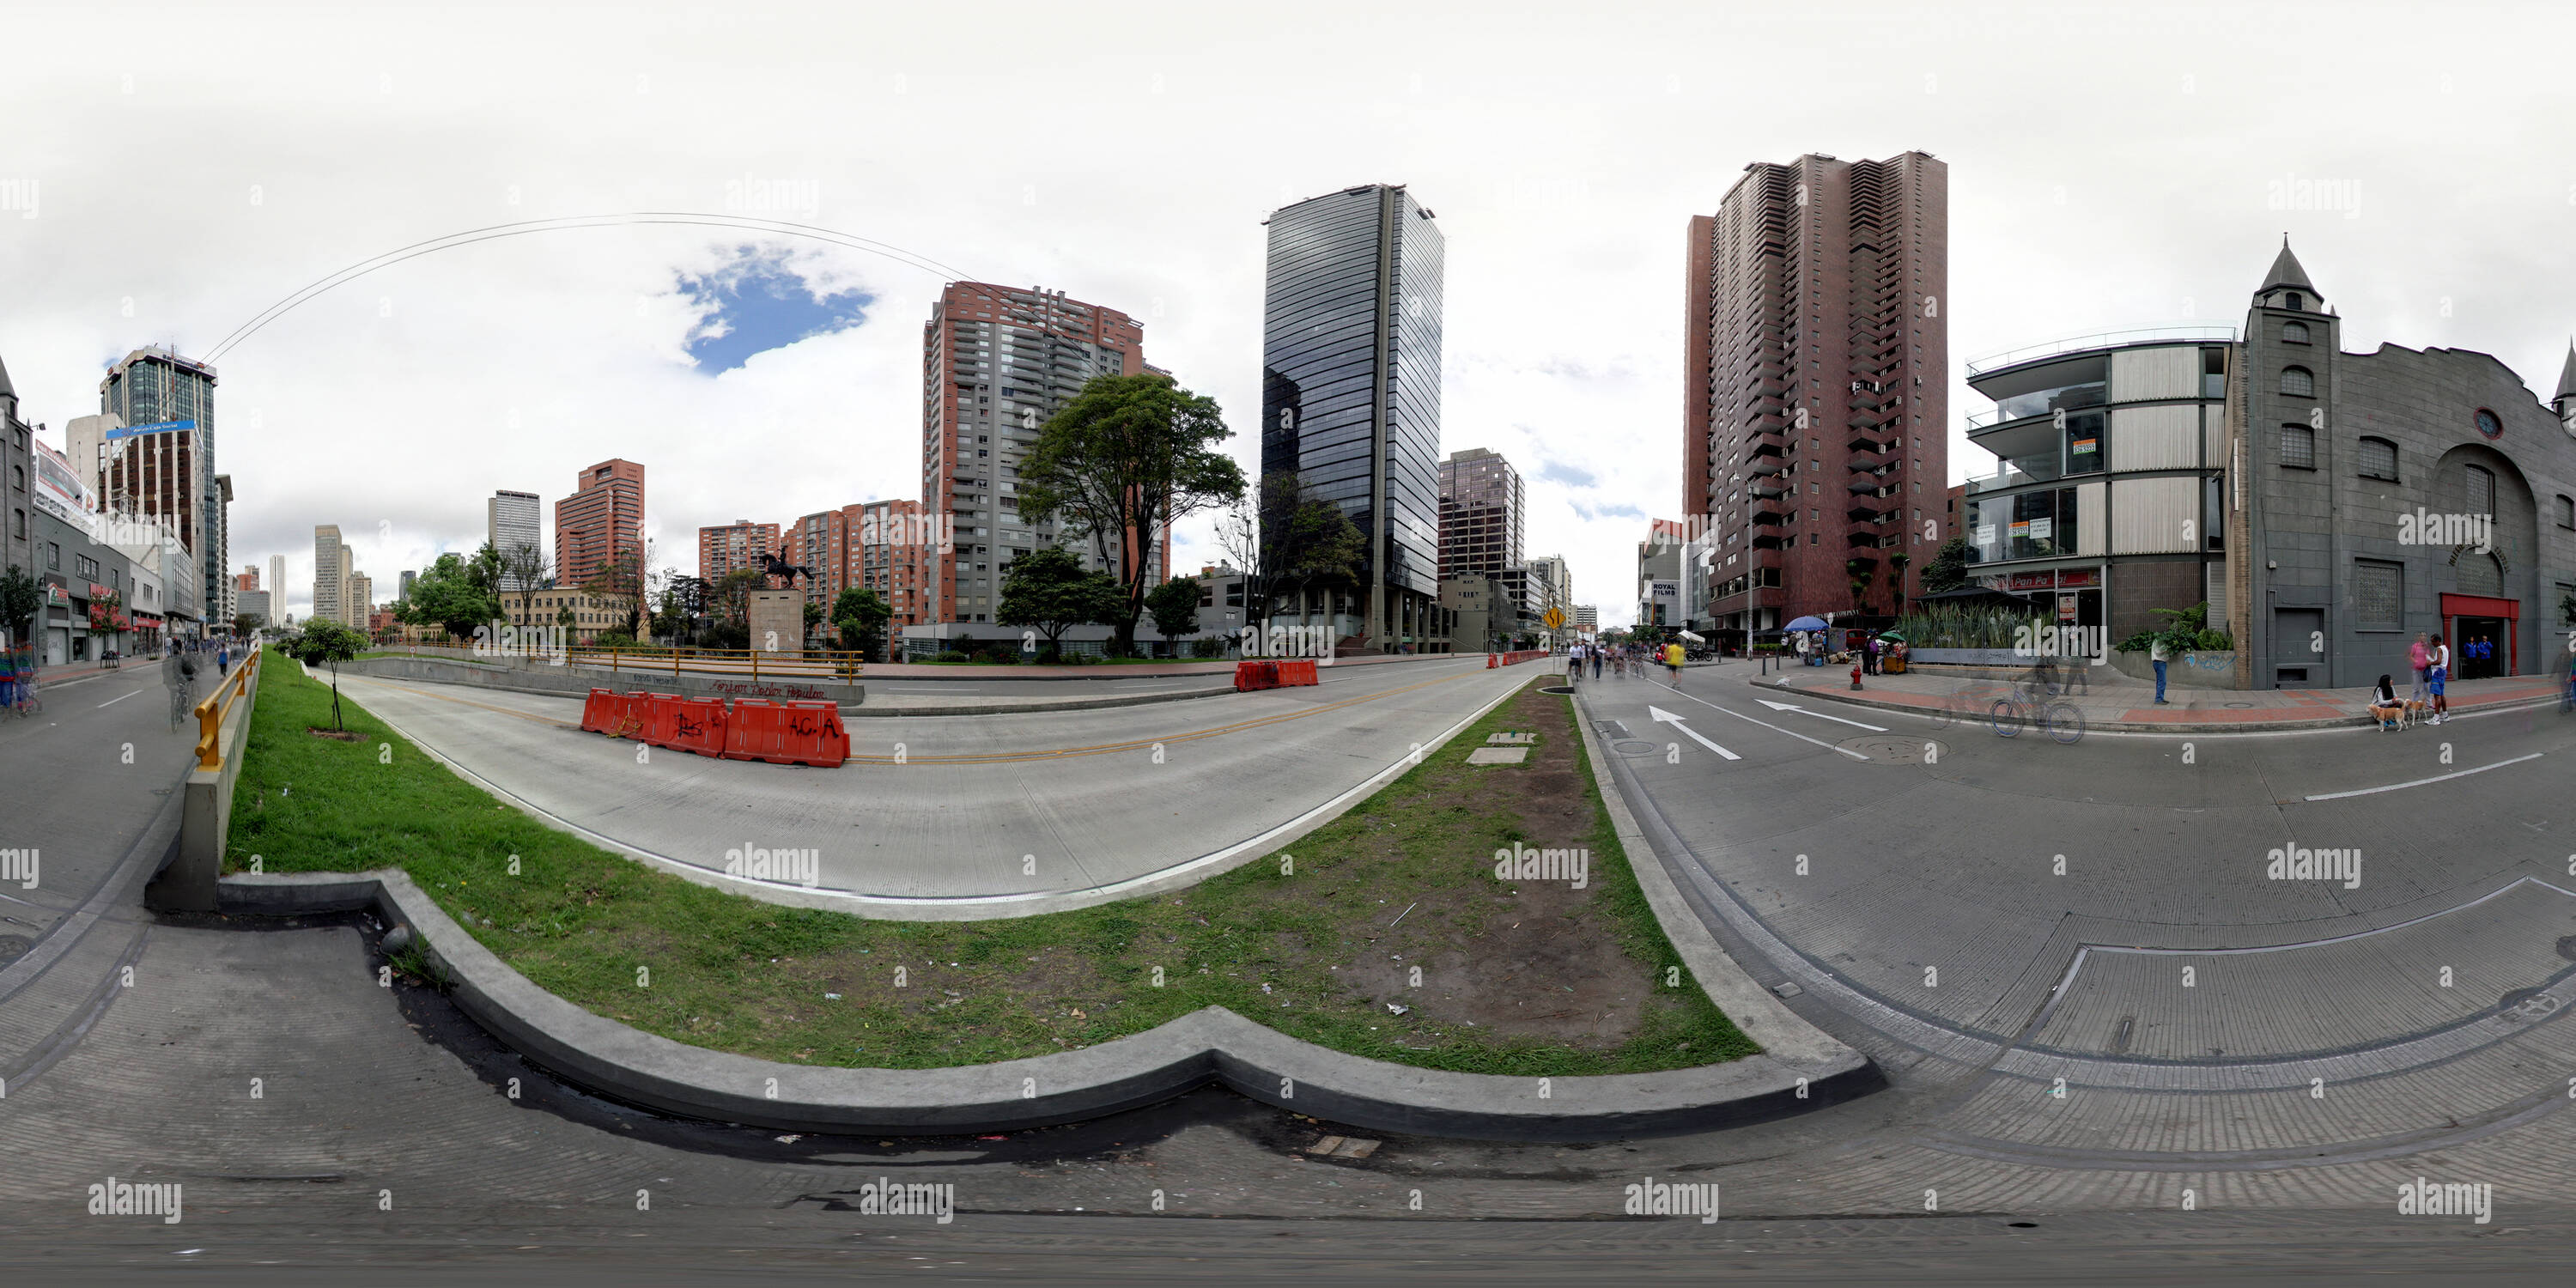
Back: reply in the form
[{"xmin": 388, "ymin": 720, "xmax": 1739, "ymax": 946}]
[
  {"xmin": 830, "ymin": 586, "xmax": 893, "ymax": 659},
  {"xmin": 1243, "ymin": 471, "xmax": 1364, "ymax": 632},
  {"xmin": 399, "ymin": 552, "xmax": 500, "ymax": 641},
  {"xmin": 231, "ymin": 611, "xmax": 262, "ymax": 639},
  {"xmin": 282, "ymin": 618, "xmax": 369, "ymax": 732},
  {"xmin": 996, "ymin": 545, "xmax": 1121, "ymax": 656},
  {"xmin": 1018, "ymin": 373, "xmax": 1247, "ymax": 656},
  {"xmin": 1145, "ymin": 575, "xmax": 1202, "ymax": 653},
  {"xmin": 1921, "ymin": 537, "xmax": 1971, "ymax": 595},
  {"xmin": 0, "ymin": 565, "xmax": 43, "ymax": 654}
]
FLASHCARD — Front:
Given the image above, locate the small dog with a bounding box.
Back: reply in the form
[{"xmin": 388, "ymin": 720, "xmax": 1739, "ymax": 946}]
[{"xmin": 2399, "ymin": 698, "xmax": 2428, "ymax": 728}]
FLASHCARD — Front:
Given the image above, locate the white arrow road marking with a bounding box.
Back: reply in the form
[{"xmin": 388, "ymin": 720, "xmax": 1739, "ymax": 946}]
[
  {"xmin": 1648, "ymin": 706, "xmax": 1741, "ymax": 760},
  {"xmin": 1755, "ymin": 699, "xmax": 1886, "ymax": 732},
  {"xmin": 1656, "ymin": 683, "xmax": 1872, "ymax": 761}
]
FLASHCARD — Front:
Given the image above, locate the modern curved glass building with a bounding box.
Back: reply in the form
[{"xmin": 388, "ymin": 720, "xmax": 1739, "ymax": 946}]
[{"xmin": 1261, "ymin": 184, "xmax": 1444, "ymax": 652}]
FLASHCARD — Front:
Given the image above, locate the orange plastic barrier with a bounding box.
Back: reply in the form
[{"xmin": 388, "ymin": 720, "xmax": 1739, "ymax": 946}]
[
  {"xmin": 1274, "ymin": 659, "xmax": 1319, "ymax": 686},
  {"xmin": 1233, "ymin": 660, "xmax": 1280, "ymax": 691},
  {"xmin": 580, "ymin": 689, "xmax": 653, "ymax": 738},
  {"xmin": 664, "ymin": 696, "xmax": 731, "ymax": 758},
  {"xmin": 722, "ymin": 698, "xmax": 850, "ymax": 768},
  {"xmin": 1486, "ymin": 653, "xmax": 1498, "ymax": 668},
  {"xmin": 634, "ymin": 692, "xmax": 686, "ymax": 746},
  {"xmin": 1492, "ymin": 650, "xmax": 1548, "ymax": 666}
]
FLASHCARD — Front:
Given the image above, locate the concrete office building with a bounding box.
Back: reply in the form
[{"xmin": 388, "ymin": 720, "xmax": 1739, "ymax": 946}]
[
  {"xmin": 239, "ymin": 587, "xmax": 269, "ymax": 625},
  {"xmin": 1437, "ymin": 447, "xmax": 1523, "ymax": 581},
  {"xmin": 269, "ymin": 555, "xmax": 285, "ymax": 617},
  {"xmin": 555, "ymin": 459, "xmax": 645, "ymax": 589},
  {"xmin": 96, "ymin": 348, "xmax": 222, "ymax": 635},
  {"xmin": 346, "ymin": 573, "xmax": 372, "ymax": 627},
  {"xmin": 398, "ymin": 569, "xmax": 416, "ymax": 604},
  {"xmin": 1688, "ymin": 152, "xmax": 1947, "ymax": 647},
  {"xmin": 489, "ymin": 489, "xmax": 544, "ymax": 588},
  {"xmin": 1960, "ymin": 324, "xmax": 2233, "ymax": 651},
  {"xmin": 312, "ymin": 525, "xmax": 343, "ymax": 623},
  {"xmin": 1575, "ymin": 604, "xmax": 1597, "ymax": 633},
  {"xmin": 921, "ymin": 282, "xmax": 1158, "ymax": 627},
  {"xmin": 1263, "ymin": 184, "xmax": 1446, "ymax": 653}
]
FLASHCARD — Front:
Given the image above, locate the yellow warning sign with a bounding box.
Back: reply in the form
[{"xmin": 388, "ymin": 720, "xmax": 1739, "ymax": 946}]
[{"xmin": 1542, "ymin": 607, "xmax": 1566, "ymax": 630}]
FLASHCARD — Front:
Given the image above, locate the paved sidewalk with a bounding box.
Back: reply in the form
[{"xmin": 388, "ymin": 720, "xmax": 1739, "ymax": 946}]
[{"xmin": 1755, "ymin": 658, "xmax": 2565, "ymax": 732}]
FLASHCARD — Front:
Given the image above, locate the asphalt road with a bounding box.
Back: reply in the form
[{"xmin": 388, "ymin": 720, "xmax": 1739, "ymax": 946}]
[
  {"xmin": 331, "ymin": 653, "xmax": 1525, "ymax": 914},
  {"xmin": 15, "ymin": 653, "xmax": 2576, "ymax": 1279}
]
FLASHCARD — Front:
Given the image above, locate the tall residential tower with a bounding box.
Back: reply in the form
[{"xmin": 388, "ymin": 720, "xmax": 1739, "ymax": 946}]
[{"xmin": 1686, "ymin": 152, "xmax": 1947, "ymax": 641}]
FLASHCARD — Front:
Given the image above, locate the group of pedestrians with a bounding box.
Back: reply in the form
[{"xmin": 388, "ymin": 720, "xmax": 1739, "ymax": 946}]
[{"xmin": 1564, "ymin": 641, "xmax": 1686, "ymax": 686}]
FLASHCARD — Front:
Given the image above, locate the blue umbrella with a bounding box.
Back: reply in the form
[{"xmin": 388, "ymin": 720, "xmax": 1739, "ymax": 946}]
[{"xmin": 1784, "ymin": 616, "xmax": 1830, "ymax": 631}]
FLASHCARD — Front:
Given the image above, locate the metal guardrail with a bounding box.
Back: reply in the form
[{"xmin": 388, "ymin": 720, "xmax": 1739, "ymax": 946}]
[
  {"xmin": 193, "ymin": 642, "xmax": 261, "ymax": 772},
  {"xmin": 569, "ymin": 645, "xmax": 867, "ymax": 683}
]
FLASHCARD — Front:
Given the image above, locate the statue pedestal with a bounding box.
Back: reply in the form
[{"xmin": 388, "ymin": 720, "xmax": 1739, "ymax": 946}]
[{"xmin": 748, "ymin": 588, "xmax": 805, "ymax": 653}]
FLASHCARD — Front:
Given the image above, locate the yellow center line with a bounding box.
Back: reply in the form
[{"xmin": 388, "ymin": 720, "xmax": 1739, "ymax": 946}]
[{"xmin": 347, "ymin": 666, "xmax": 1485, "ymax": 765}]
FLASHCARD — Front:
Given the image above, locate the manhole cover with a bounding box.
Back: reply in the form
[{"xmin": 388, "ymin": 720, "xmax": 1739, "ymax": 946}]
[
  {"xmin": 2500, "ymin": 987, "xmax": 2561, "ymax": 1022},
  {"xmin": 1612, "ymin": 739, "xmax": 1657, "ymax": 756},
  {"xmin": 0, "ymin": 934, "xmax": 32, "ymax": 968},
  {"xmin": 1836, "ymin": 735, "xmax": 1941, "ymax": 764}
]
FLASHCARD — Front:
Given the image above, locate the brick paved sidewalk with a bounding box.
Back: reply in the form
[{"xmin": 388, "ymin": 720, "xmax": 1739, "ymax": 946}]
[{"xmin": 1754, "ymin": 658, "xmax": 2564, "ymax": 732}]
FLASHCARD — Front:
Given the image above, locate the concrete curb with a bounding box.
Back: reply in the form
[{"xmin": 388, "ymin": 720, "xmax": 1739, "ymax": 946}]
[
  {"xmin": 216, "ymin": 868, "xmax": 1870, "ymax": 1139},
  {"xmin": 1569, "ymin": 690, "xmax": 1875, "ymax": 1077},
  {"xmin": 350, "ymin": 653, "xmax": 1238, "ymax": 717},
  {"xmin": 1749, "ymin": 672, "xmax": 2565, "ymax": 733}
]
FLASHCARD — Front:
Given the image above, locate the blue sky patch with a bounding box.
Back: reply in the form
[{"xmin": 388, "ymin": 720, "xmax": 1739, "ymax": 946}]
[{"xmin": 677, "ymin": 245, "xmax": 872, "ymax": 374}]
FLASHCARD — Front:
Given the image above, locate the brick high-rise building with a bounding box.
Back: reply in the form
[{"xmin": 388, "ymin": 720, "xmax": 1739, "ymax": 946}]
[
  {"xmin": 1437, "ymin": 447, "xmax": 1522, "ymax": 581},
  {"xmin": 778, "ymin": 499, "xmax": 932, "ymax": 655},
  {"xmin": 922, "ymin": 283, "xmax": 1161, "ymax": 627},
  {"xmin": 698, "ymin": 519, "xmax": 780, "ymax": 585},
  {"xmin": 1686, "ymin": 151, "xmax": 1947, "ymax": 641},
  {"xmin": 555, "ymin": 459, "xmax": 645, "ymax": 589}
]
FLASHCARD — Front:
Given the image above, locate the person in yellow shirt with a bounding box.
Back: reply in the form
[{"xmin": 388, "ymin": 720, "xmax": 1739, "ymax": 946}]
[{"xmin": 1662, "ymin": 641, "xmax": 1684, "ymax": 679}]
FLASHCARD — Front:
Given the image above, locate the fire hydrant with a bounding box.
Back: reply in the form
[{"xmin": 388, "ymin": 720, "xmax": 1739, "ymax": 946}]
[{"xmin": 1850, "ymin": 659, "xmax": 1864, "ymax": 691}]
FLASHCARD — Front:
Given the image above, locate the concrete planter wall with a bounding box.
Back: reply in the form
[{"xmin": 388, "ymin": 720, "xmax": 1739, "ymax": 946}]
[
  {"xmin": 1907, "ymin": 647, "xmax": 2031, "ymax": 666},
  {"xmin": 2108, "ymin": 648, "xmax": 2241, "ymax": 690}
]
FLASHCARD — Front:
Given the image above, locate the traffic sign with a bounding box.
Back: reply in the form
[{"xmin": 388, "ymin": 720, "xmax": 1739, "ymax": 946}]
[{"xmin": 1542, "ymin": 607, "xmax": 1566, "ymax": 630}]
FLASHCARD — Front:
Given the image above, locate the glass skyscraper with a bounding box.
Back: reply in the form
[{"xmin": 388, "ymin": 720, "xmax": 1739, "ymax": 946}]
[{"xmin": 1261, "ymin": 184, "xmax": 1444, "ymax": 651}]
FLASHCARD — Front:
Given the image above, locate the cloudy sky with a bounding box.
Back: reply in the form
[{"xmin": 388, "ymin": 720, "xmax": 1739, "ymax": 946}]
[{"xmin": 4, "ymin": 2, "xmax": 2572, "ymax": 626}]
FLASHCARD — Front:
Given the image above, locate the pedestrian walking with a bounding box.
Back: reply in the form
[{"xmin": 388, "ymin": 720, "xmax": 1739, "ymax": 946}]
[
  {"xmin": 2150, "ymin": 635, "xmax": 2171, "ymax": 704},
  {"xmin": 216, "ymin": 642, "xmax": 229, "ymax": 677},
  {"xmin": 1591, "ymin": 643, "xmax": 1603, "ymax": 681},
  {"xmin": 1663, "ymin": 640, "xmax": 1684, "ymax": 680},
  {"xmin": 2428, "ymin": 635, "xmax": 2451, "ymax": 724}
]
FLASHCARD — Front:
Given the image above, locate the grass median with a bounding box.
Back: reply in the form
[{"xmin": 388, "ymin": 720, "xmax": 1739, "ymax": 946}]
[{"xmin": 227, "ymin": 659, "xmax": 1754, "ymax": 1076}]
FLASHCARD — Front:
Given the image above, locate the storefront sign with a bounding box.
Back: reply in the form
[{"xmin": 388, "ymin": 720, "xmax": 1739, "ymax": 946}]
[
  {"xmin": 2057, "ymin": 568, "xmax": 2099, "ymax": 588},
  {"xmin": 2005, "ymin": 571, "xmax": 2056, "ymax": 592}
]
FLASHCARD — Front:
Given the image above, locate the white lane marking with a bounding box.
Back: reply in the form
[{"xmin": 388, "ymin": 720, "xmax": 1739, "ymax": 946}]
[
  {"xmin": 2302, "ymin": 751, "xmax": 2544, "ymax": 801},
  {"xmin": 1755, "ymin": 698, "xmax": 1887, "ymax": 731},
  {"xmin": 1646, "ymin": 706, "xmax": 1740, "ymax": 760},
  {"xmin": 97, "ymin": 689, "xmax": 144, "ymax": 708},
  {"xmin": 1655, "ymin": 682, "xmax": 1871, "ymax": 761}
]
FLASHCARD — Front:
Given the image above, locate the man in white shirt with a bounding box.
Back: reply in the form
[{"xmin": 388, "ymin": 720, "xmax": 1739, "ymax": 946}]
[{"xmin": 2427, "ymin": 635, "xmax": 2451, "ymax": 724}]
